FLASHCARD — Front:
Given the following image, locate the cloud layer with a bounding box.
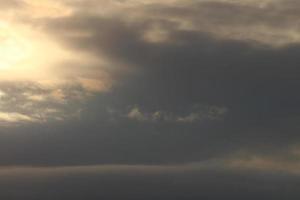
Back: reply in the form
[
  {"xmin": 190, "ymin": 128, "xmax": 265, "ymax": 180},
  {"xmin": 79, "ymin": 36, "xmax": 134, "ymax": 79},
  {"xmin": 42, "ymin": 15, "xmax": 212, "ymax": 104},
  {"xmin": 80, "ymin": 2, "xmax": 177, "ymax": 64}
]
[{"xmin": 0, "ymin": 0, "xmax": 300, "ymax": 199}]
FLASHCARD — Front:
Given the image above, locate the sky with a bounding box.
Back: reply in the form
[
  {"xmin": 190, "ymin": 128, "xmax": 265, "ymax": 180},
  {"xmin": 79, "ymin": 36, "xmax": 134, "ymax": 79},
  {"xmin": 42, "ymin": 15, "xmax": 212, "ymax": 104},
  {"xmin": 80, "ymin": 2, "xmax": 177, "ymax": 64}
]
[{"xmin": 0, "ymin": 0, "xmax": 300, "ymax": 199}]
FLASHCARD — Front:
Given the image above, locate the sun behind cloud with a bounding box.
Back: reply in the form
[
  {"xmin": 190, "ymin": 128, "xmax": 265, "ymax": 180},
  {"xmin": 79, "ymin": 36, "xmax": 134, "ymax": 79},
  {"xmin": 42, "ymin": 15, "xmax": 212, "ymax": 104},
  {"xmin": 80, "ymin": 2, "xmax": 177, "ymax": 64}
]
[
  {"xmin": 0, "ymin": 20, "xmax": 71, "ymax": 84},
  {"xmin": 0, "ymin": 21, "xmax": 30, "ymax": 70},
  {"xmin": 0, "ymin": 1, "xmax": 111, "ymax": 125}
]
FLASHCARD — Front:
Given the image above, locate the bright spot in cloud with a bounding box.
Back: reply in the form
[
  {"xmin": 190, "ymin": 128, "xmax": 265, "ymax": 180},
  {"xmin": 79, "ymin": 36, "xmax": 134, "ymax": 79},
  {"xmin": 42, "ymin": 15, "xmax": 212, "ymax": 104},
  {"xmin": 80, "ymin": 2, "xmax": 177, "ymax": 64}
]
[{"xmin": 0, "ymin": 22, "xmax": 30, "ymax": 70}]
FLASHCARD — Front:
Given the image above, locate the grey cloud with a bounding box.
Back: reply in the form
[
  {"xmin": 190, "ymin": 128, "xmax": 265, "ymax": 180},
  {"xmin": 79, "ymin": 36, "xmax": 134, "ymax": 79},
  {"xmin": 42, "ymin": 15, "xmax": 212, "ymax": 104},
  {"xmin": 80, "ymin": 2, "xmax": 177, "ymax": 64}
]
[
  {"xmin": 0, "ymin": 0, "xmax": 296, "ymax": 167},
  {"xmin": 126, "ymin": 105, "xmax": 228, "ymax": 123},
  {"xmin": 44, "ymin": 0, "xmax": 300, "ymax": 46},
  {"xmin": 0, "ymin": 0, "xmax": 298, "ymax": 183},
  {"xmin": 140, "ymin": 0, "xmax": 300, "ymax": 46},
  {"xmin": 0, "ymin": 81, "xmax": 87, "ymax": 124},
  {"xmin": 0, "ymin": 0, "xmax": 299, "ymax": 199}
]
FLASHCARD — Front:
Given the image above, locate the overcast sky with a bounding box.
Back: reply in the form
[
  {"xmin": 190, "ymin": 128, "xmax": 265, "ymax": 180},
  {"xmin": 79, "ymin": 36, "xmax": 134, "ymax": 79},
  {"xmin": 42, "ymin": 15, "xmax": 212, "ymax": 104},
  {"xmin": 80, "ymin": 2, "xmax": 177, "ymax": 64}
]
[{"xmin": 0, "ymin": 0, "xmax": 300, "ymax": 199}]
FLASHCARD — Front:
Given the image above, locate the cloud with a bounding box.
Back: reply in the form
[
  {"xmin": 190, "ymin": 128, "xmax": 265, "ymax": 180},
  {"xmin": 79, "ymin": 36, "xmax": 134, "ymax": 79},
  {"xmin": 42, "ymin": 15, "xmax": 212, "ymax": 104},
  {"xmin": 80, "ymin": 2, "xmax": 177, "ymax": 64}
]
[
  {"xmin": 0, "ymin": 0, "xmax": 296, "ymax": 167},
  {"xmin": 126, "ymin": 105, "xmax": 228, "ymax": 123},
  {"xmin": 0, "ymin": 0, "xmax": 23, "ymax": 9},
  {"xmin": 0, "ymin": 0, "xmax": 112, "ymax": 99},
  {"xmin": 41, "ymin": 0, "xmax": 300, "ymax": 48},
  {"xmin": 0, "ymin": 1, "xmax": 300, "ymax": 199},
  {"xmin": 228, "ymin": 156, "xmax": 300, "ymax": 175},
  {"xmin": 0, "ymin": 0, "xmax": 299, "ymax": 186},
  {"xmin": 0, "ymin": 112, "xmax": 35, "ymax": 123},
  {"xmin": 0, "ymin": 82, "xmax": 87, "ymax": 125},
  {"xmin": 225, "ymin": 147, "xmax": 300, "ymax": 175}
]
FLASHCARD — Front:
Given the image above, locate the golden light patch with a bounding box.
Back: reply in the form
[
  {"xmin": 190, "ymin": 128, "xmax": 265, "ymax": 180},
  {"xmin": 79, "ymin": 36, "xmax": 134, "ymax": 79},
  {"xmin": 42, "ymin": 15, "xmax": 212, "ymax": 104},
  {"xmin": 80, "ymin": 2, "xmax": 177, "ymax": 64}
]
[
  {"xmin": 0, "ymin": 19, "xmax": 106, "ymax": 125},
  {"xmin": 23, "ymin": 0, "xmax": 73, "ymax": 18},
  {"xmin": 0, "ymin": 17, "xmax": 109, "ymax": 94},
  {"xmin": 0, "ymin": 22, "xmax": 30, "ymax": 70},
  {"xmin": 0, "ymin": 20, "xmax": 78, "ymax": 85},
  {"xmin": 0, "ymin": 112, "xmax": 35, "ymax": 123},
  {"xmin": 143, "ymin": 26, "xmax": 170, "ymax": 43},
  {"xmin": 227, "ymin": 156, "xmax": 300, "ymax": 175}
]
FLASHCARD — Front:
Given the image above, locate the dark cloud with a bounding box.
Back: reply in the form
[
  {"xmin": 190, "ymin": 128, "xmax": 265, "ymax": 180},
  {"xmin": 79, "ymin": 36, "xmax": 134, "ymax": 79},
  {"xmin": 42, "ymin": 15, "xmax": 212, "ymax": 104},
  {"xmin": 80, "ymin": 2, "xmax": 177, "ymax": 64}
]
[
  {"xmin": 45, "ymin": 0, "xmax": 300, "ymax": 46},
  {"xmin": 0, "ymin": 0, "xmax": 298, "ymax": 166},
  {"xmin": 0, "ymin": 0, "xmax": 300, "ymax": 198}
]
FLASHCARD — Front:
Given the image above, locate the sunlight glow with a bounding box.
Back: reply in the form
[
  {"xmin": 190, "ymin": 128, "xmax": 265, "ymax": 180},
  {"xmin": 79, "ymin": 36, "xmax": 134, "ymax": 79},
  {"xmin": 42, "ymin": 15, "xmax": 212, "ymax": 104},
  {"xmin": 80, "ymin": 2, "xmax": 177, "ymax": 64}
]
[
  {"xmin": 0, "ymin": 20, "xmax": 77, "ymax": 85},
  {"xmin": 0, "ymin": 22, "xmax": 31, "ymax": 70}
]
